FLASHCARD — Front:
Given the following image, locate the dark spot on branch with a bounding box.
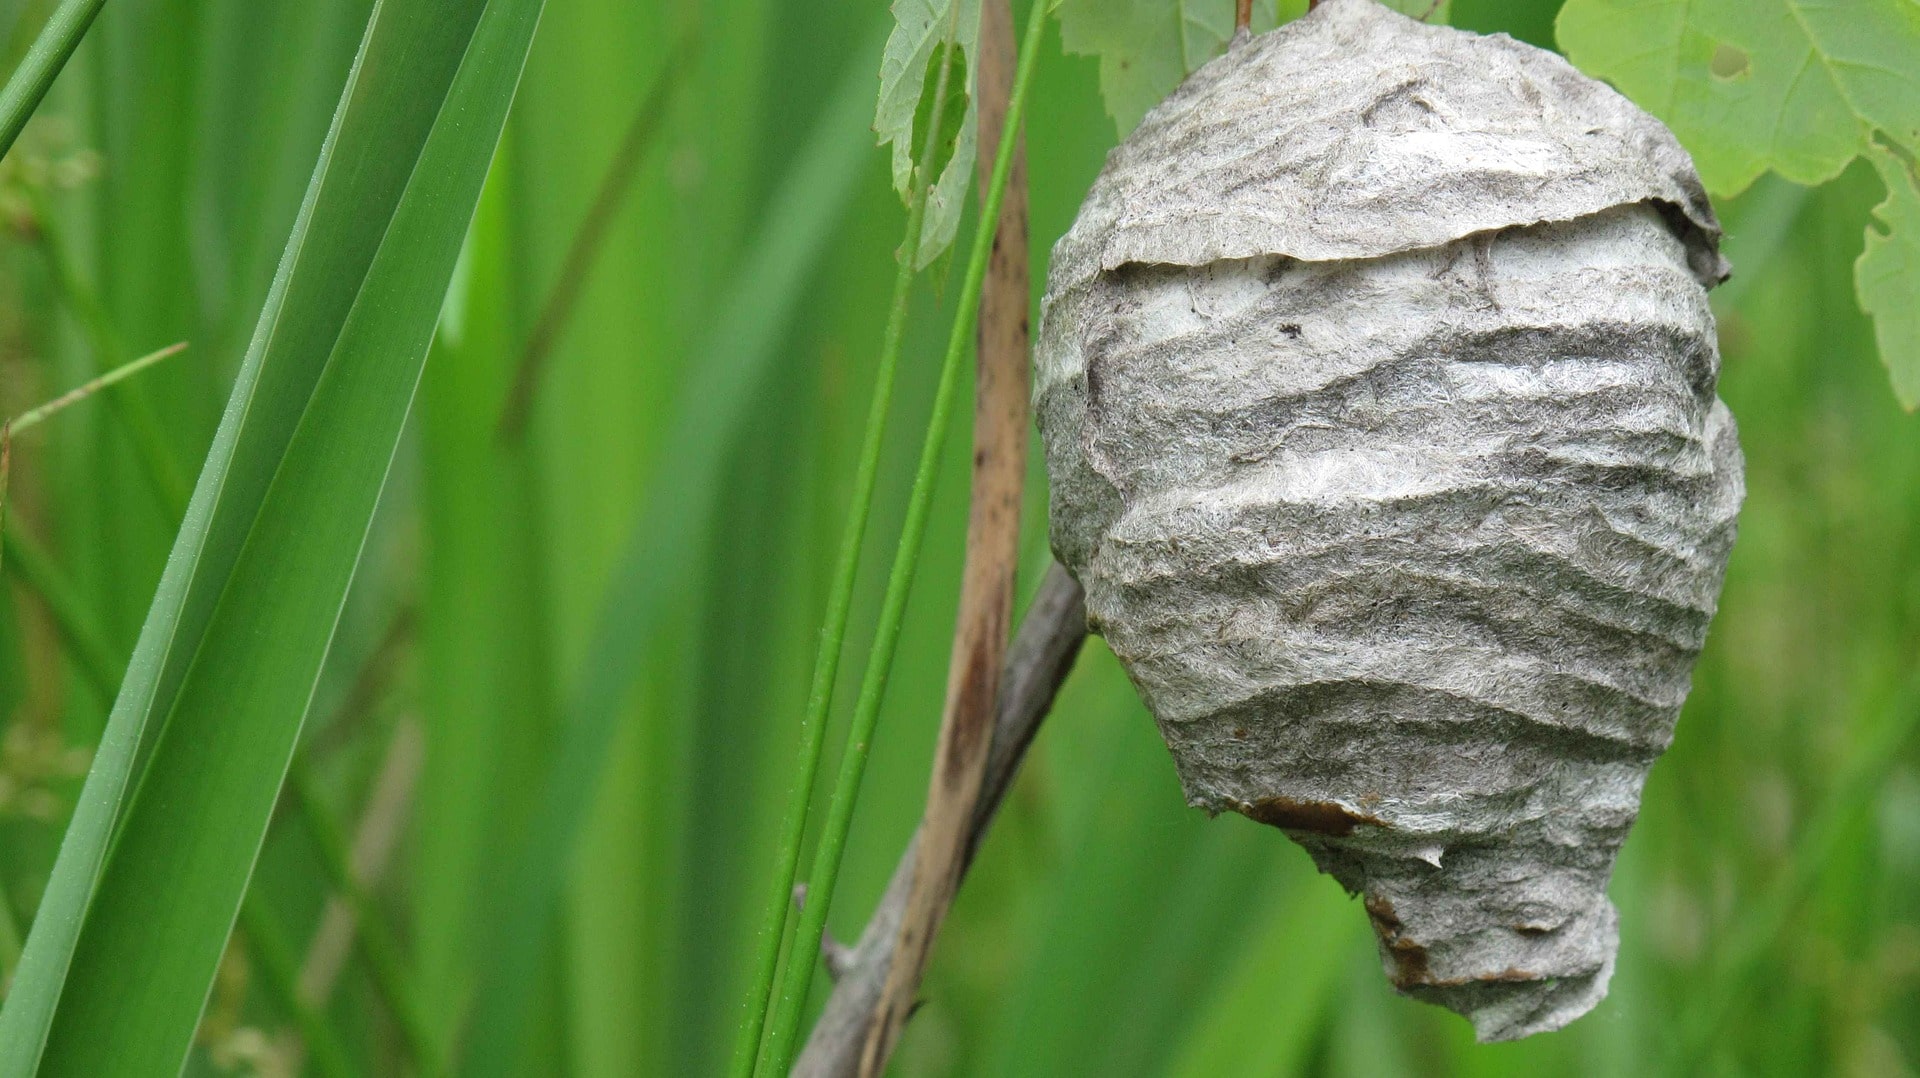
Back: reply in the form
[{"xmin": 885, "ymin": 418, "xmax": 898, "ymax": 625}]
[{"xmin": 942, "ymin": 645, "xmax": 995, "ymax": 786}]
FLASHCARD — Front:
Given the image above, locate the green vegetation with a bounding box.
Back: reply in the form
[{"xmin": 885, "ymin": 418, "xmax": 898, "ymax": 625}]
[{"xmin": 0, "ymin": 0, "xmax": 1913, "ymax": 1075}]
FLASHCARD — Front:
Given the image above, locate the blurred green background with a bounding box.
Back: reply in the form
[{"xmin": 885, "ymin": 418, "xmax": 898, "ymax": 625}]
[{"xmin": 0, "ymin": 0, "xmax": 1914, "ymax": 1074}]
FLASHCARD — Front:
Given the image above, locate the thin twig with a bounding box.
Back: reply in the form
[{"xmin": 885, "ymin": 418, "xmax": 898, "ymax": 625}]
[
  {"xmin": 296, "ymin": 721, "xmax": 425, "ymax": 1005},
  {"xmin": 279, "ymin": 719, "xmax": 431, "ymax": 1075},
  {"xmin": 237, "ymin": 898, "xmax": 358, "ymax": 1078},
  {"xmin": 756, "ymin": 3, "xmax": 1052, "ymax": 1067},
  {"xmin": 25, "ymin": 192, "xmax": 191, "ymax": 513},
  {"xmin": 795, "ymin": 564, "xmax": 1087, "ymax": 1077},
  {"xmin": 297, "ymin": 605, "xmax": 419, "ymax": 761},
  {"xmin": 8, "ymin": 340, "xmax": 188, "ymax": 434},
  {"xmin": 495, "ymin": 29, "xmax": 700, "ymax": 442},
  {"xmin": 855, "ymin": 0, "xmax": 1031, "ymax": 1071},
  {"xmin": 287, "ymin": 763, "xmax": 442, "ymax": 1073},
  {"xmin": 0, "ymin": 341, "xmax": 188, "ymax": 577},
  {"xmin": 732, "ymin": 25, "xmax": 966, "ymax": 1078},
  {"xmin": 1236, "ymin": 0, "xmax": 1253, "ymax": 33}
]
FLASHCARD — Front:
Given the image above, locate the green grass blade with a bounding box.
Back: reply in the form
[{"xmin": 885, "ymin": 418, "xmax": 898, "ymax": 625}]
[
  {"xmin": 0, "ymin": 0, "xmax": 105, "ymax": 161},
  {"xmin": 0, "ymin": 0, "xmax": 545, "ymax": 1071},
  {"xmin": 0, "ymin": 523, "xmax": 120, "ymax": 705},
  {"xmin": 1667, "ymin": 671, "xmax": 1920, "ymax": 1072},
  {"xmin": 1164, "ymin": 871, "xmax": 1361, "ymax": 1078},
  {"xmin": 0, "ymin": 873, "xmax": 18, "ymax": 987},
  {"xmin": 454, "ymin": 41, "xmax": 880, "ymax": 1073},
  {"xmin": 758, "ymin": 4, "xmax": 1052, "ymax": 1070},
  {"xmin": 728, "ymin": 26, "xmax": 955, "ymax": 1078}
]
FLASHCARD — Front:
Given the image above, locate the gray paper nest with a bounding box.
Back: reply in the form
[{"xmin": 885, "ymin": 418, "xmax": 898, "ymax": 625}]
[{"xmin": 1036, "ymin": 0, "xmax": 1743, "ymax": 1042}]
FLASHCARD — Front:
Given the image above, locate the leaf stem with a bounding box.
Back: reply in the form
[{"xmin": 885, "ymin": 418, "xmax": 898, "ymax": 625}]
[
  {"xmin": 757, "ymin": 1, "xmax": 1052, "ymax": 1072},
  {"xmin": 25, "ymin": 195, "xmax": 193, "ymax": 516},
  {"xmin": 727, "ymin": 23, "xmax": 963, "ymax": 1078},
  {"xmin": 8, "ymin": 341, "xmax": 188, "ymax": 434},
  {"xmin": 0, "ymin": 0, "xmax": 107, "ymax": 162},
  {"xmin": 0, "ymin": 340, "xmax": 188, "ymax": 580},
  {"xmin": 237, "ymin": 898, "xmax": 358, "ymax": 1078},
  {"xmin": 286, "ymin": 762, "xmax": 443, "ymax": 1076}
]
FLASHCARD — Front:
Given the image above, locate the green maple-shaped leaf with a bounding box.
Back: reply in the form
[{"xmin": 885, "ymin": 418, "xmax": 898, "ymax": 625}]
[
  {"xmin": 1558, "ymin": 0, "xmax": 1920, "ymax": 194},
  {"xmin": 1859, "ymin": 142, "xmax": 1920, "ymax": 407},
  {"xmin": 877, "ymin": 0, "xmax": 981, "ymax": 267},
  {"xmin": 1559, "ymin": 0, "xmax": 1920, "ymax": 406},
  {"xmin": 1059, "ymin": 0, "xmax": 1450, "ymax": 136}
]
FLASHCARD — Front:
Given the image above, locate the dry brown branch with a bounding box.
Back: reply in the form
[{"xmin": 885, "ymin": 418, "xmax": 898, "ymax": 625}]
[
  {"xmin": 296, "ymin": 718, "xmax": 426, "ymax": 1005},
  {"xmin": 795, "ymin": 564, "xmax": 1086, "ymax": 1077},
  {"xmin": 854, "ymin": 2, "xmax": 1032, "ymax": 1071},
  {"xmin": 277, "ymin": 719, "xmax": 426, "ymax": 1074}
]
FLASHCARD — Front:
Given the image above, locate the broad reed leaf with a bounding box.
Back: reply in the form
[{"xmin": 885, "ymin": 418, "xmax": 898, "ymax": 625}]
[{"xmin": 0, "ymin": 0, "xmax": 545, "ymax": 1072}]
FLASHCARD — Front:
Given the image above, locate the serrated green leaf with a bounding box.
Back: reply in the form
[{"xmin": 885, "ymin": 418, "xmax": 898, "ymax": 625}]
[
  {"xmin": 1859, "ymin": 140, "xmax": 1920, "ymax": 408},
  {"xmin": 1060, "ymin": 0, "xmax": 1447, "ymax": 136},
  {"xmin": 1058, "ymin": 0, "xmax": 1271, "ymax": 134},
  {"xmin": 1558, "ymin": 0, "xmax": 1920, "ymax": 197},
  {"xmin": 911, "ymin": 43, "xmax": 970, "ymax": 200},
  {"xmin": 0, "ymin": 0, "xmax": 545, "ymax": 1072},
  {"xmin": 1558, "ymin": 0, "xmax": 1920, "ymax": 406},
  {"xmin": 876, "ymin": 0, "xmax": 979, "ymax": 267}
]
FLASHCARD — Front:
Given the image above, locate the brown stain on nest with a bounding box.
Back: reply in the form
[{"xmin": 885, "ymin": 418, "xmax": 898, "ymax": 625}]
[
  {"xmin": 1364, "ymin": 893, "xmax": 1432, "ymax": 986},
  {"xmin": 1407, "ymin": 967, "xmax": 1547, "ymax": 989},
  {"xmin": 1233, "ymin": 795, "xmax": 1386, "ymax": 836},
  {"xmin": 1366, "ymin": 894, "xmax": 1547, "ymax": 990}
]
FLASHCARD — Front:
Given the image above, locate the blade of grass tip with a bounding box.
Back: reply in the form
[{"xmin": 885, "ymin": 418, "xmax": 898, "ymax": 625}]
[
  {"xmin": 1665, "ymin": 670, "xmax": 1920, "ymax": 1073},
  {"xmin": 757, "ymin": 2, "xmax": 1052, "ymax": 1072},
  {"xmin": 0, "ymin": 0, "xmax": 547, "ymax": 1070},
  {"xmin": 494, "ymin": 25, "xmax": 699, "ymax": 442},
  {"xmin": 236, "ymin": 897, "xmax": 357, "ymax": 1078},
  {"xmin": 727, "ymin": 23, "xmax": 960, "ymax": 1078},
  {"xmin": 453, "ymin": 35, "xmax": 883, "ymax": 1075},
  {"xmin": 858, "ymin": 0, "xmax": 1030, "ymax": 1065},
  {"xmin": 1164, "ymin": 872, "xmax": 1361, "ymax": 1078},
  {"xmin": 0, "ymin": 0, "xmax": 105, "ymax": 160}
]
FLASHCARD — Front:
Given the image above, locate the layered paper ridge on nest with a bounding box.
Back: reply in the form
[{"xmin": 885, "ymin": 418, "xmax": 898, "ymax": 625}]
[{"xmin": 1036, "ymin": 0, "xmax": 1743, "ymax": 1042}]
